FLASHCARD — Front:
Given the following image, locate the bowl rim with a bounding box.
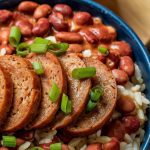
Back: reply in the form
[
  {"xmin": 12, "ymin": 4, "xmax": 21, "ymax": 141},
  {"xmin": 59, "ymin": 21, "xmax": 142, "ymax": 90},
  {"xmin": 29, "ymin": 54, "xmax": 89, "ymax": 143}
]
[{"xmin": 81, "ymin": 0, "xmax": 150, "ymax": 149}]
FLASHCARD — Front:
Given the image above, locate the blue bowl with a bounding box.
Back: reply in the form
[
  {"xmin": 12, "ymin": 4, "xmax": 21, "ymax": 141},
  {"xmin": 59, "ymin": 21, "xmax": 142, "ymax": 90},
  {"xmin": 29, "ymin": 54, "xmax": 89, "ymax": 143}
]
[{"xmin": 0, "ymin": 0, "xmax": 150, "ymax": 149}]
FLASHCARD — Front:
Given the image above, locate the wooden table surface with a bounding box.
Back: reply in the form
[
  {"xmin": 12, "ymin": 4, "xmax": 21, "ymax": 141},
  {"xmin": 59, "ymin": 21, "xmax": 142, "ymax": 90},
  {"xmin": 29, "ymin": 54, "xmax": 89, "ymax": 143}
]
[{"xmin": 95, "ymin": 0, "xmax": 150, "ymax": 46}]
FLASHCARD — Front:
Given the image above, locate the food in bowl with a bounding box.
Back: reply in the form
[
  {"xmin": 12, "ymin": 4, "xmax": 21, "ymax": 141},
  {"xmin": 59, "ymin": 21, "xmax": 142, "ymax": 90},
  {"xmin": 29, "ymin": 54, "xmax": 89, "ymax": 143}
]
[{"xmin": 0, "ymin": 1, "xmax": 149, "ymax": 150}]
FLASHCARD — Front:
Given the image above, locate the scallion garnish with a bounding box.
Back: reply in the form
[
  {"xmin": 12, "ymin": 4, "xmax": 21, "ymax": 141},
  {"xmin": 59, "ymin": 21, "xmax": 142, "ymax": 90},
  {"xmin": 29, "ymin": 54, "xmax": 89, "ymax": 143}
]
[
  {"xmin": 72, "ymin": 67, "xmax": 96, "ymax": 79},
  {"xmin": 34, "ymin": 37, "xmax": 51, "ymax": 45},
  {"xmin": 90, "ymin": 85, "xmax": 103, "ymax": 102},
  {"xmin": 50, "ymin": 143, "xmax": 62, "ymax": 150},
  {"xmin": 16, "ymin": 42, "xmax": 30, "ymax": 57},
  {"xmin": 48, "ymin": 43, "xmax": 69, "ymax": 56},
  {"xmin": 86, "ymin": 100, "xmax": 97, "ymax": 112},
  {"xmin": 61, "ymin": 94, "xmax": 72, "ymax": 114},
  {"xmin": 31, "ymin": 147, "xmax": 43, "ymax": 150},
  {"xmin": 30, "ymin": 43, "xmax": 48, "ymax": 54},
  {"xmin": 98, "ymin": 46, "xmax": 109, "ymax": 55},
  {"xmin": 9, "ymin": 26, "xmax": 21, "ymax": 47},
  {"xmin": 49, "ymin": 82, "xmax": 61, "ymax": 102},
  {"xmin": 32, "ymin": 61, "xmax": 44, "ymax": 75},
  {"xmin": 2, "ymin": 136, "xmax": 16, "ymax": 147}
]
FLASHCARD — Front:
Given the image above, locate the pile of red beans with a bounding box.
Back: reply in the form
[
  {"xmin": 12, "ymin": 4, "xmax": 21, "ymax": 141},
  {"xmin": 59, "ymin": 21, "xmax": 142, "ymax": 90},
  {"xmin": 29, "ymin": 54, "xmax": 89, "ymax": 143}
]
[{"xmin": 0, "ymin": 1, "xmax": 141, "ymax": 150}]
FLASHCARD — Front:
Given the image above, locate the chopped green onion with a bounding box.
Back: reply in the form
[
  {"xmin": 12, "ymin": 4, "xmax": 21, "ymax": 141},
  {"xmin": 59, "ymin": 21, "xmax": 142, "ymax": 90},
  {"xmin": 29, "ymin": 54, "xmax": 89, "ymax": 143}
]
[
  {"xmin": 90, "ymin": 85, "xmax": 103, "ymax": 102},
  {"xmin": 31, "ymin": 147, "xmax": 43, "ymax": 150},
  {"xmin": 34, "ymin": 37, "xmax": 51, "ymax": 45},
  {"xmin": 98, "ymin": 46, "xmax": 108, "ymax": 55},
  {"xmin": 72, "ymin": 67, "xmax": 96, "ymax": 79},
  {"xmin": 30, "ymin": 43, "xmax": 48, "ymax": 54},
  {"xmin": 9, "ymin": 26, "xmax": 21, "ymax": 47},
  {"xmin": 49, "ymin": 82, "xmax": 61, "ymax": 102},
  {"xmin": 61, "ymin": 94, "xmax": 72, "ymax": 114},
  {"xmin": 2, "ymin": 136, "xmax": 16, "ymax": 147},
  {"xmin": 50, "ymin": 143, "xmax": 62, "ymax": 150},
  {"xmin": 48, "ymin": 43, "xmax": 69, "ymax": 56},
  {"xmin": 86, "ymin": 100, "xmax": 97, "ymax": 112},
  {"xmin": 32, "ymin": 61, "xmax": 44, "ymax": 75},
  {"xmin": 16, "ymin": 42, "xmax": 30, "ymax": 57}
]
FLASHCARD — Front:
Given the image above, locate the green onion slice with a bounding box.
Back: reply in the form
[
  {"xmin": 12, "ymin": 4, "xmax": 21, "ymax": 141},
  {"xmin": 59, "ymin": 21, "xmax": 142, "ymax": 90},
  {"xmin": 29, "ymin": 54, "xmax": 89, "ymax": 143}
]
[
  {"xmin": 34, "ymin": 37, "xmax": 51, "ymax": 45},
  {"xmin": 49, "ymin": 82, "xmax": 61, "ymax": 102},
  {"xmin": 90, "ymin": 85, "xmax": 103, "ymax": 102},
  {"xmin": 50, "ymin": 143, "xmax": 62, "ymax": 150},
  {"xmin": 9, "ymin": 26, "xmax": 21, "ymax": 47},
  {"xmin": 30, "ymin": 43, "xmax": 48, "ymax": 54},
  {"xmin": 32, "ymin": 61, "xmax": 44, "ymax": 75},
  {"xmin": 98, "ymin": 46, "xmax": 109, "ymax": 55},
  {"xmin": 61, "ymin": 94, "xmax": 72, "ymax": 114},
  {"xmin": 86, "ymin": 100, "xmax": 97, "ymax": 112},
  {"xmin": 16, "ymin": 42, "xmax": 30, "ymax": 57},
  {"xmin": 72, "ymin": 67, "xmax": 96, "ymax": 79},
  {"xmin": 2, "ymin": 136, "xmax": 16, "ymax": 147},
  {"xmin": 31, "ymin": 147, "xmax": 43, "ymax": 150},
  {"xmin": 48, "ymin": 43, "xmax": 69, "ymax": 56}
]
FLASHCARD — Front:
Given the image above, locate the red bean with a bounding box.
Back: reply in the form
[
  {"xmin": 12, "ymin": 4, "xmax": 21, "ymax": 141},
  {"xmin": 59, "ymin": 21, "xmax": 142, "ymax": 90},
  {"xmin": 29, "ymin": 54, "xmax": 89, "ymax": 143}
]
[
  {"xmin": 62, "ymin": 144, "xmax": 70, "ymax": 150},
  {"xmin": 112, "ymin": 69, "xmax": 129, "ymax": 85},
  {"xmin": 0, "ymin": 28, "xmax": 10, "ymax": 45},
  {"xmin": 49, "ymin": 13, "xmax": 69, "ymax": 31},
  {"xmin": 97, "ymin": 53, "xmax": 106, "ymax": 63},
  {"xmin": 79, "ymin": 29, "xmax": 99, "ymax": 44},
  {"xmin": 16, "ymin": 138, "xmax": 25, "ymax": 146},
  {"xmin": 33, "ymin": 4, "xmax": 52, "ymax": 19},
  {"xmin": 68, "ymin": 44, "xmax": 84, "ymax": 53},
  {"xmin": 109, "ymin": 41, "xmax": 132, "ymax": 56},
  {"xmin": 53, "ymin": 4, "xmax": 73, "ymax": 17},
  {"xmin": 18, "ymin": 1, "xmax": 39, "ymax": 13},
  {"xmin": 103, "ymin": 138, "xmax": 120, "ymax": 150},
  {"xmin": 122, "ymin": 116, "xmax": 140, "ymax": 134},
  {"xmin": 0, "ymin": 10, "xmax": 12, "ymax": 23},
  {"xmin": 0, "ymin": 147, "xmax": 9, "ymax": 150},
  {"xmin": 17, "ymin": 130, "xmax": 34, "ymax": 141},
  {"xmin": 0, "ymin": 44, "xmax": 15, "ymax": 55},
  {"xmin": 40, "ymin": 143, "xmax": 50, "ymax": 150},
  {"xmin": 119, "ymin": 56, "xmax": 135, "ymax": 76},
  {"xmin": 73, "ymin": 12, "xmax": 93, "ymax": 25},
  {"xmin": 86, "ymin": 144, "xmax": 102, "ymax": 150},
  {"xmin": 117, "ymin": 96, "xmax": 135, "ymax": 113},
  {"xmin": 105, "ymin": 120, "xmax": 125, "ymax": 141},
  {"xmin": 56, "ymin": 32, "xmax": 83, "ymax": 43},
  {"xmin": 32, "ymin": 18, "xmax": 50, "ymax": 36},
  {"xmin": 15, "ymin": 20, "xmax": 33, "ymax": 37},
  {"xmin": 90, "ymin": 26, "xmax": 116, "ymax": 43}
]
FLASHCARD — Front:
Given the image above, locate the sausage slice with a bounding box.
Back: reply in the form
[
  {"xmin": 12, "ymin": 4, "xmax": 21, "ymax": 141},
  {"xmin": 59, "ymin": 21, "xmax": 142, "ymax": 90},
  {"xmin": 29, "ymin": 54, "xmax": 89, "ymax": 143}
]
[
  {"xmin": 27, "ymin": 52, "xmax": 66, "ymax": 129},
  {"xmin": 0, "ymin": 65, "xmax": 13, "ymax": 128},
  {"xmin": 0, "ymin": 55, "xmax": 41, "ymax": 132},
  {"xmin": 51, "ymin": 53, "xmax": 91, "ymax": 129},
  {"xmin": 65, "ymin": 58, "xmax": 117, "ymax": 136}
]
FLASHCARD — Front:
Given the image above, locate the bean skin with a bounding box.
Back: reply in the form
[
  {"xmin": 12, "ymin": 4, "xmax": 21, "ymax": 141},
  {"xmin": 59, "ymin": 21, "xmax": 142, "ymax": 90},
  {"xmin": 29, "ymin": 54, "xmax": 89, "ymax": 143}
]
[
  {"xmin": 109, "ymin": 41, "xmax": 132, "ymax": 56},
  {"xmin": 104, "ymin": 120, "xmax": 125, "ymax": 141},
  {"xmin": 86, "ymin": 144, "xmax": 102, "ymax": 150},
  {"xmin": 15, "ymin": 20, "xmax": 33, "ymax": 37},
  {"xmin": 62, "ymin": 144, "xmax": 70, "ymax": 150},
  {"xmin": 53, "ymin": 4, "xmax": 73, "ymax": 17},
  {"xmin": 103, "ymin": 138, "xmax": 120, "ymax": 150},
  {"xmin": 112, "ymin": 69, "xmax": 129, "ymax": 85},
  {"xmin": 56, "ymin": 32, "xmax": 83, "ymax": 43},
  {"xmin": 122, "ymin": 116, "xmax": 140, "ymax": 134},
  {"xmin": 33, "ymin": 4, "xmax": 52, "ymax": 19},
  {"xmin": 0, "ymin": 10, "xmax": 12, "ymax": 24},
  {"xmin": 79, "ymin": 29, "xmax": 99, "ymax": 44},
  {"xmin": 73, "ymin": 12, "xmax": 93, "ymax": 25},
  {"xmin": 97, "ymin": 53, "xmax": 106, "ymax": 63},
  {"xmin": 119, "ymin": 56, "xmax": 135, "ymax": 77},
  {"xmin": 68, "ymin": 44, "xmax": 84, "ymax": 53},
  {"xmin": 32, "ymin": 18, "xmax": 50, "ymax": 36},
  {"xmin": 0, "ymin": 28, "xmax": 10, "ymax": 45},
  {"xmin": 117, "ymin": 96, "xmax": 135, "ymax": 114},
  {"xmin": 18, "ymin": 1, "xmax": 39, "ymax": 14},
  {"xmin": 0, "ymin": 44, "xmax": 15, "ymax": 55},
  {"xmin": 0, "ymin": 148, "xmax": 9, "ymax": 150},
  {"xmin": 49, "ymin": 13, "xmax": 69, "ymax": 31}
]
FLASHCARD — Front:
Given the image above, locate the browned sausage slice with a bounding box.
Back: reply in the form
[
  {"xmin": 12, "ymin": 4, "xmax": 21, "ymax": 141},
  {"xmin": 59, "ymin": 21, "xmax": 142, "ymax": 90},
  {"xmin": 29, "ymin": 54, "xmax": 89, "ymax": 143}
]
[
  {"xmin": 0, "ymin": 65, "xmax": 13, "ymax": 128},
  {"xmin": 51, "ymin": 53, "xmax": 91, "ymax": 129},
  {"xmin": 27, "ymin": 52, "xmax": 66, "ymax": 129},
  {"xmin": 65, "ymin": 58, "xmax": 117, "ymax": 136},
  {"xmin": 0, "ymin": 55, "xmax": 41, "ymax": 132}
]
